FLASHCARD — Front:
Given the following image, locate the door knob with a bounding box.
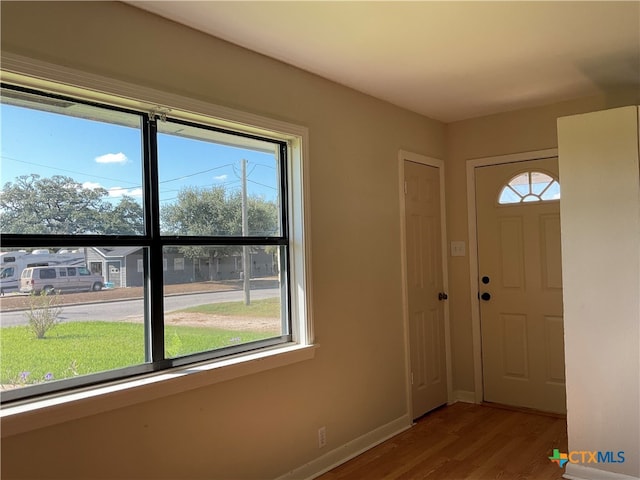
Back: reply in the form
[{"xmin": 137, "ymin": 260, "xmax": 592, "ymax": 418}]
[
  {"xmin": 438, "ymin": 292, "xmax": 448, "ymax": 301},
  {"xmin": 480, "ymin": 292, "xmax": 491, "ymax": 301}
]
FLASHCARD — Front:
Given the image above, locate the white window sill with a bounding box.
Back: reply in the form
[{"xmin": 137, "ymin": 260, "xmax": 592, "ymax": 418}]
[{"xmin": 0, "ymin": 343, "xmax": 317, "ymax": 438}]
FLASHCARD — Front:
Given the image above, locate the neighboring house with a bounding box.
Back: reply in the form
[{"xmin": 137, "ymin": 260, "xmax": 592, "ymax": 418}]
[
  {"xmin": 87, "ymin": 247, "xmax": 140, "ymax": 288},
  {"xmin": 87, "ymin": 247, "xmax": 277, "ymax": 287}
]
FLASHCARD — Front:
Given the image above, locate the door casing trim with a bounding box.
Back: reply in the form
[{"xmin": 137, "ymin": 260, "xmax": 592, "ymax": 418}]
[
  {"xmin": 466, "ymin": 148, "xmax": 558, "ymax": 403},
  {"xmin": 399, "ymin": 150, "xmax": 452, "ymax": 420}
]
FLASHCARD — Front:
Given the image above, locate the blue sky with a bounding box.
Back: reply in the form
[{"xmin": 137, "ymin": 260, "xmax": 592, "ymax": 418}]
[{"xmin": 0, "ymin": 102, "xmax": 280, "ymax": 206}]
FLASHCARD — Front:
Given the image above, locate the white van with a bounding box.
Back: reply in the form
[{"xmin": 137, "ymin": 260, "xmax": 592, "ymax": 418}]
[
  {"xmin": 0, "ymin": 250, "xmax": 85, "ymax": 294},
  {"xmin": 20, "ymin": 265, "xmax": 104, "ymax": 295}
]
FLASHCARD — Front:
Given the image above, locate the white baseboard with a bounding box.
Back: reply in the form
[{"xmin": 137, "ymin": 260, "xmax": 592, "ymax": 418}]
[
  {"xmin": 564, "ymin": 464, "xmax": 639, "ymax": 480},
  {"xmin": 274, "ymin": 414, "xmax": 412, "ymax": 480},
  {"xmin": 453, "ymin": 390, "xmax": 477, "ymax": 403}
]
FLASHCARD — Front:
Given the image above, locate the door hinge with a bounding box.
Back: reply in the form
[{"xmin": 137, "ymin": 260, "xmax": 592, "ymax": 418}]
[
  {"xmin": 404, "ymin": 180, "xmax": 407, "ymax": 195},
  {"xmin": 411, "ymin": 372, "xmax": 414, "ymax": 385}
]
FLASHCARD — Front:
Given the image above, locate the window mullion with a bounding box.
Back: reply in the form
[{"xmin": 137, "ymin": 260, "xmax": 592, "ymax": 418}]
[
  {"xmin": 278, "ymin": 143, "xmax": 292, "ymax": 337},
  {"xmin": 279, "ymin": 142, "xmax": 290, "ymax": 239},
  {"xmin": 143, "ymin": 114, "xmax": 165, "ymax": 364}
]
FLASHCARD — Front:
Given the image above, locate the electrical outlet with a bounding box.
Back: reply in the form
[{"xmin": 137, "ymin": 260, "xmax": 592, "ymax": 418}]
[{"xmin": 318, "ymin": 426, "xmax": 327, "ymax": 448}]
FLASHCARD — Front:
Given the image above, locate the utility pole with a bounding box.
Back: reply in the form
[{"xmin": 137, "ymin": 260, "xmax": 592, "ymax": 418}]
[{"xmin": 241, "ymin": 158, "xmax": 251, "ymax": 305}]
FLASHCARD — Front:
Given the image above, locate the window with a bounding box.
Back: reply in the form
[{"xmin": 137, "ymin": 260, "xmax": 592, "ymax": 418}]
[
  {"xmin": 0, "ymin": 82, "xmax": 306, "ymax": 403},
  {"xmin": 498, "ymin": 171, "xmax": 560, "ymax": 204},
  {"xmin": 174, "ymin": 257, "xmax": 185, "ymax": 271},
  {"xmin": 1, "ymin": 267, "xmax": 14, "ymax": 279},
  {"xmin": 39, "ymin": 268, "xmax": 56, "ymax": 279}
]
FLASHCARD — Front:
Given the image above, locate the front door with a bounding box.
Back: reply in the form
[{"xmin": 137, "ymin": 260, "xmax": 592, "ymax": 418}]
[
  {"xmin": 404, "ymin": 160, "xmax": 448, "ymax": 418},
  {"xmin": 476, "ymin": 158, "xmax": 565, "ymax": 413},
  {"xmin": 107, "ymin": 261, "xmax": 122, "ymax": 288}
]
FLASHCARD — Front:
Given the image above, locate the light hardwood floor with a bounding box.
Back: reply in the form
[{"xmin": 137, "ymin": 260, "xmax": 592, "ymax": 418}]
[{"xmin": 317, "ymin": 402, "xmax": 568, "ymax": 480}]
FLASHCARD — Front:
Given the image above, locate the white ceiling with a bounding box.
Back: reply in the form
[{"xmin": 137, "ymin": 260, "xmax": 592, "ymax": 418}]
[{"xmin": 128, "ymin": 1, "xmax": 639, "ymax": 122}]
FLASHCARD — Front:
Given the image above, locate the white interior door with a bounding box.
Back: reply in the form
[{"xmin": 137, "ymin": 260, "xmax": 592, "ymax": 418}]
[
  {"xmin": 404, "ymin": 160, "xmax": 448, "ymax": 418},
  {"xmin": 476, "ymin": 158, "xmax": 566, "ymax": 413}
]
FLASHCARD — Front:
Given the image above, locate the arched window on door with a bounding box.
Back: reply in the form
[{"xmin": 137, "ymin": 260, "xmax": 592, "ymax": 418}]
[{"xmin": 498, "ymin": 171, "xmax": 560, "ymax": 205}]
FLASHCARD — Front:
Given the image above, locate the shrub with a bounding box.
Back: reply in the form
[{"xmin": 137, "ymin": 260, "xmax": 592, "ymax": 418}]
[{"xmin": 24, "ymin": 291, "xmax": 63, "ymax": 339}]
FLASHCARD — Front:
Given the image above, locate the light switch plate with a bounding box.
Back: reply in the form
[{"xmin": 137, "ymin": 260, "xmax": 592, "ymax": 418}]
[{"xmin": 451, "ymin": 241, "xmax": 466, "ymax": 257}]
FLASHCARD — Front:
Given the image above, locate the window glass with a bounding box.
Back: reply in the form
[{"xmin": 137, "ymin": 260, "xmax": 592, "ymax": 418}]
[
  {"xmin": 499, "ymin": 187, "xmax": 521, "ymax": 204},
  {"xmin": 40, "ymin": 268, "xmax": 56, "ymax": 279},
  {"xmin": 174, "ymin": 257, "xmax": 184, "ymax": 271},
  {"xmin": 0, "ymin": 246, "xmax": 147, "ymax": 393},
  {"xmin": 0, "ymin": 87, "xmax": 144, "ymax": 236},
  {"xmin": 163, "ymin": 245, "xmax": 288, "ymax": 359},
  {"xmin": 530, "ymin": 172, "xmax": 554, "ymax": 194},
  {"xmin": 541, "ymin": 181, "xmax": 561, "ymax": 200},
  {"xmin": 157, "ymin": 121, "xmax": 282, "ymax": 237},
  {"xmin": 499, "ymin": 171, "xmax": 561, "ymax": 204},
  {"xmin": 1, "ymin": 267, "xmax": 14, "ymax": 279}
]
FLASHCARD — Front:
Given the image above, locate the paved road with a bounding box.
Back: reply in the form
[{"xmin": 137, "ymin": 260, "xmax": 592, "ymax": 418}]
[{"xmin": 0, "ymin": 288, "xmax": 280, "ymax": 327}]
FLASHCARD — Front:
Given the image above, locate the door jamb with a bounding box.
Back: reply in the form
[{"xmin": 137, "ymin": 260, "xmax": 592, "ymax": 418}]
[
  {"xmin": 466, "ymin": 148, "xmax": 558, "ymax": 404},
  {"xmin": 399, "ymin": 150, "xmax": 452, "ymax": 420}
]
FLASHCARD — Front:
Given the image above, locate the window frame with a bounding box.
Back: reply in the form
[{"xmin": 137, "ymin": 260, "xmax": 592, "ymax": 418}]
[
  {"xmin": 0, "ymin": 58, "xmax": 313, "ymax": 410},
  {"xmin": 497, "ymin": 169, "xmax": 561, "ymax": 205}
]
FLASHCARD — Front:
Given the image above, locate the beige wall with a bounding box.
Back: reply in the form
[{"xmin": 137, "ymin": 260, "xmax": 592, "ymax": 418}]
[
  {"xmin": 558, "ymin": 107, "xmax": 639, "ymax": 478},
  {"xmin": 0, "ymin": 2, "xmax": 445, "ymax": 479},
  {"xmin": 445, "ymin": 91, "xmax": 640, "ymax": 394},
  {"xmin": 3, "ymin": 2, "xmax": 640, "ymax": 479}
]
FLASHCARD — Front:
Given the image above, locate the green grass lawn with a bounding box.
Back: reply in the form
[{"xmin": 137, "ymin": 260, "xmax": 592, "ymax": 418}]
[
  {"xmin": 179, "ymin": 296, "xmax": 280, "ymax": 317},
  {"xmin": 1, "ymin": 297, "xmax": 280, "ymax": 388},
  {"xmin": 1, "ymin": 322, "xmax": 145, "ymax": 385},
  {"xmin": 1, "ymin": 320, "xmax": 272, "ymax": 387}
]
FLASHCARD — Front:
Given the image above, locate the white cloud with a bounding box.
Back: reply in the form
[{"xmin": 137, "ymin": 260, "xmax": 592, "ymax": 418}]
[
  {"xmin": 95, "ymin": 152, "xmax": 128, "ymax": 164},
  {"xmin": 82, "ymin": 182, "xmax": 103, "ymax": 190},
  {"xmin": 108, "ymin": 187, "xmax": 143, "ymax": 198},
  {"xmin": 214, "ymin": 174, "xmax": 228, "ymax": 181},
  {"xmin": 81, "ymin": 182, "xmax": 142, "ymax": 198}
]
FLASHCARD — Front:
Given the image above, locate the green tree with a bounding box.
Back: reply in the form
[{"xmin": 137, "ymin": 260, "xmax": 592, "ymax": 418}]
[
  {"xmin": 0, "ymin": 174, "xmax": 143, "ymax": 235},
  {"xmin": 161, "ymin": 186, "xmax": 278, "ymax": 237},
  {"xmin": 102, "ymin": 195, "xmax": 144, "ymax": 235},
  {"xmin": 161, "ymin": 185, "xmax": 278, "ymax": 280},
  {"xmin": 0, "ymin": 174, "xmax": 108, "ymax": 234}
]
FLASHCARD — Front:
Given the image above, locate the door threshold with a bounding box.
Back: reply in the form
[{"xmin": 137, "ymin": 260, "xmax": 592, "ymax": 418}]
[
  {"xmin": 481, "ymin": 401, "xmax": 566, "ymax": 419},
  {"xmin": 413, "ymin": 402, "xmax": 448, "ymax": 423}
]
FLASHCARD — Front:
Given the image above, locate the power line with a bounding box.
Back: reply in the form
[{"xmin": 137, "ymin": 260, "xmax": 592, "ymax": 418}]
[
  {"xmin": 247, "ymin": 179, "xmax": 277, "ymax": 190},
  {"xmin": 159, "ymin": 181, "xmax": 242, "ymax": 203},
  {"xmin": 159, "ymin": 163, "xmax": 233, "ymax": 184},
  {"xmin": 249, "ymin": 162, "xmax": 276, "ymax": 170},
  {"xmin": 2, "ymin": 154, "xmax": 236, "ymax": 192},
  {"xmin": 0, "ymin": 155, "xmax": 140, "ymax": 186}
]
